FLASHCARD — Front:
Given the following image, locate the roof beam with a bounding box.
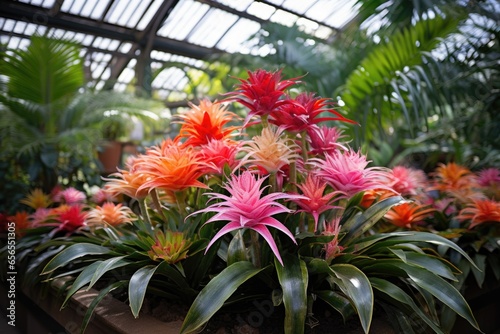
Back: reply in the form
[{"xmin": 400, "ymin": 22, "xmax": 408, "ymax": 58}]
[{"xmin": 0, "ymin": 1, "xmax": 222, "ymax": 60}]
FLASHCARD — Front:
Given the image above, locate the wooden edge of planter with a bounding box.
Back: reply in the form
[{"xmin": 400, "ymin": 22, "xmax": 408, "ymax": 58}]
[{"xmin": 23, "ymin": 278, "xmax": 183, "ymax": 334}]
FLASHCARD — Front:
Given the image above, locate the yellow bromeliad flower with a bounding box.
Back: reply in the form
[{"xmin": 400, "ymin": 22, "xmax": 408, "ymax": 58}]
[
  {"xmin": 239, "ymin": 125, "xmax": 299, "ymax": 174},
  {"xmin": 20, "ymin": 188, "xmax": 52, "ymax": 209},
  {"xmin": 147, "ymin": 230, "xmax": 192, "ymax": 264}
]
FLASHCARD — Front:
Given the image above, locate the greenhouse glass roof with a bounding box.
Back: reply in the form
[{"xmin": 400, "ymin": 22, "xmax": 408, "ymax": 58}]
[{"xmin": 0, "ymin": 0, "xmax": 359, "ymax": 101}]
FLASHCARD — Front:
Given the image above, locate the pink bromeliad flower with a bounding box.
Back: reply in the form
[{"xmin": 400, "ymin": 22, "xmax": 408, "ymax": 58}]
[
  {"xmin": 197, "ymin": 139, "xmax": 241, "ymax": 175},
  {"xmin": 310, "ymin": 149, "xmax": 393, "ymax": 197},
  {"xmin": 307, "ymin": 125, "xmax": 347, "ymax": 156},
  {"xmin": 55, "ymin": 187, "xmax": 87, "ymax": 205},
  {"xmin": 191, "ymin": 171, "xmax": 305, "ymax": 266},
  {"xmin": 389, "ymin": 166, "xmax": 428, "ymax": 196},
  {"xmin": 477, "ymin": 168, "xmax": 500, "ymax": 187},
  {"xmin": 290, "ymin": 174, "xmax": 345, "ymax": 231}
]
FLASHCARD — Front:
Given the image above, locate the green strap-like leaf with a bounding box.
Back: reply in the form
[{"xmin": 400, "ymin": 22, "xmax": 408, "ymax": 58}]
[
  {"xmin": 227, "ymin": 230, "xmax": 248, "ymax": 265},
  {"xmin": 330, "ymin": 264, "xmax": 374, "ymax": 334},
  {"xmin": 389, "ymin": 249, "xmax": 458, "ymax": 281},
  {"xmin": 393, "ymin": 262, "xmax": 480, "ymax": 331},
  {"xmin": 88, "ymin": 256, "xmax": 130, "ymax": 290},
  {"xmin": 42, "ymin": 243, "xmax": 110, "ymax": 274},
  {"xmin": 80, "ymin": 281, "xmax": 127, "ymax": 334},
  {"xmin": 341, "ymin": 196, "xmax": 406, "ymax": 245},
  {"xmin": 370, "ymin": 277, "xmax": 444, "ymax": 334},
  {"xmin": 275, "ymin": 255, "xmax": 308, "ymax": 334},
  {"xmin": 180, "ymin": 261, "xmax": 263, "ymax": 334},
  {"xmin": 315, "ymin": 290, "xmax": 355, "ymax": 322},
  {"xmin": 62, "ymin": 261, "xmax": 103, "ymax": 308},
  {"xmin": 129, "ymin": 265, "xmax": 157, "ymax": 318}
]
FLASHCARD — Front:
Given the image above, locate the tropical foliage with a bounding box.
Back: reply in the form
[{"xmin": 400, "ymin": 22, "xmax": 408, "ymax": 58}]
[
  {"xmin": 1, "ymin": 69, "xmax": 486, "ymax": 334},
  {"xmin": 207, "ymin": 0, "xmax": 499, "ymax": 170},
  {"xmin": 0, "ymin": 35, "xmax": 164, "ymax": 201}
]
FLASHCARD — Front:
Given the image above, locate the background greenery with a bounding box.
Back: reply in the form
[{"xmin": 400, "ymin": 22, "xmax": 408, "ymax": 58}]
[{"xmin": 179, "ymin": 0, "xmax": 499, "ymax": 170}]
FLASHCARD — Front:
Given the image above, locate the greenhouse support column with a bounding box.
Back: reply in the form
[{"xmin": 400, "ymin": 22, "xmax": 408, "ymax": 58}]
[{"xmin": 136, "ymin": 49, "xmax": 152, "ymax": 98}]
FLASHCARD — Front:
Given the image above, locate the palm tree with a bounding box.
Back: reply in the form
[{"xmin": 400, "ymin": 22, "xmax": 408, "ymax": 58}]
[
  {"xmin": 214, "ymin": 0, "xmax": 499, "ymax": 169},
  {"xmin": 0, "ymin": 35, "xmax": 163, "ymax": 197}
]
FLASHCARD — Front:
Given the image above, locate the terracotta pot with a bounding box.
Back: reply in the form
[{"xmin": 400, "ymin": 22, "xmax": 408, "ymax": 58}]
[{"xmin": 98, "ymin": 141, "xmax": 123, "ymax": 175}]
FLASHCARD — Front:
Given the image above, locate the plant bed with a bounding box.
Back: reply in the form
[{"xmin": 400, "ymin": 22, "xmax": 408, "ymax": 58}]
[
  {"xmin": 21, "ymin": 277, "xmax": 397, "ymax": 334},
  {"xmin": 23, "ymin": 278, "xmax": 182, "ymax": 334}
]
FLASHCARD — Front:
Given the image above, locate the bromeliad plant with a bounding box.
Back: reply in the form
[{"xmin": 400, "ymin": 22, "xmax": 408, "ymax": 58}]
[
  {"xmin": 5, "ymin": 69, "xmax": 482, "ymax": 333},
  {"xmin": 381, "ymin": 163, "xmax": 500, "ymax": 307}
]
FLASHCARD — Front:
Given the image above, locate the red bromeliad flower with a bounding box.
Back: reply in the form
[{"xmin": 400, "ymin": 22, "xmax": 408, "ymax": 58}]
[
  {"xmin": 290, "ymin": 174, "xmax": 345, "ymax": 231},
  {"xmin": 456, "ymin": 199, "xmax": 500, "ymax": 229},
  {"xmin": 223, "ymin": 69, "xmax": 300, "ymax": 126},
  {"xmin": 384, "ymin": 202, "xmax": 435, "ymax": 228},
  {"xmin": 310, "ymin": 149, "xmax": 393, "ymax": 197},
  {"xmin": 190, "ymin": 171, "xmax": 306, "ymax": 266},
  {"xmin": 269, "ymin": 93, "xmax": 357, "ymax": 133},
  {"xmin": 177, "ymin": 99, "xmax": 240, "ymax": 147},
  {"xmin": 53, "ymin": 205, "xmax": 86, "ymax": 233}
]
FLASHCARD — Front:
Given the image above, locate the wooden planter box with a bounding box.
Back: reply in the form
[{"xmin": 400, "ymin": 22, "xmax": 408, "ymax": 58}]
[{"xmin": 16, "ymin": 279, "xmax": 182, "ymax": 334}]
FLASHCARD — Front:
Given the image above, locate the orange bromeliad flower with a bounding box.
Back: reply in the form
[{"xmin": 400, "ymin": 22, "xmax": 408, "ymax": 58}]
[
  {"xmin": 456, "ymin": 199, "xmax": 500, "ymax": 229},
  {"xmin": 137, "ymin": 139, "xmax": 209, "ymax": 193},
  {"xmin": 86, "ymin": 202, "xmax": 136, "ymax": 228},
  {"xmin": 384, "ymin": 202, "xmax": 435, "ymax": 228},
  {"xmin": 20, "ymin": 188, "xmax": 52, "ymax": 209},
  {"xmin": 360, "ymin": 188, "xmax": 398, "ymax": 209},
  {"xmin": 104, "ymin": 168, "xmax": 151, "ymax": 200},
  {"xmin": 8, "ymin": 211, "xmax": 32, "ymax": 237},
  {"xmin": 432, "ymin": 162, "xmax": 478, "ymax": 193},
  {"xmin": 177, "ymin": 99, "xmax": 240, "ymax": 147}
]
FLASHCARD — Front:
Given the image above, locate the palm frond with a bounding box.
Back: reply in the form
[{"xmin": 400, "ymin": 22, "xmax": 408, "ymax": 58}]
[{"xmin": 339, "ymin": 15, "xmax": 462, "ymax": 143}]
